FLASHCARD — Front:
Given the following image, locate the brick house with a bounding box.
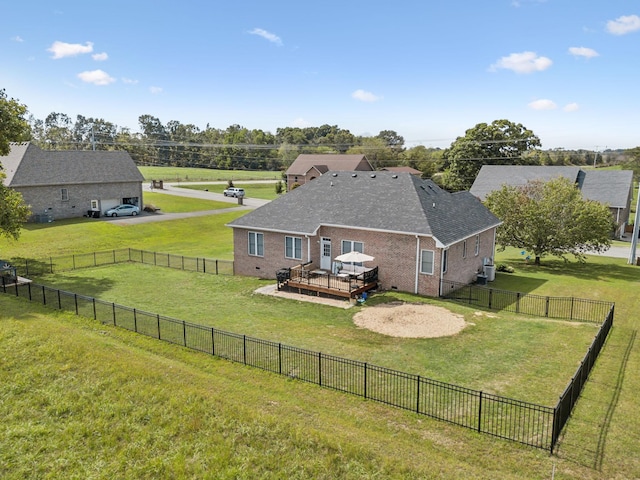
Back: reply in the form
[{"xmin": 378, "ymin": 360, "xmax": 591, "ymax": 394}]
[
  {"xmin": 228, "ymin": 171, "xmax": 501, "ymax": 297},
  {"xmin": 470, "ymin": 165, "xmax": 635, "ymax": 239},
  {"xmin": 285, "ymin": 154, "xmax": 373, "ymax": 191},
  {"xmin": 1, "ymin": 142, "xmax": 144, "ymax": 221}
]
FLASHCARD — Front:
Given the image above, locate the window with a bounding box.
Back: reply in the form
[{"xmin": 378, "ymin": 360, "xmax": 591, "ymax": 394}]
[
  {"xmin": 61, "ymin": 188, "xmax": 69, "ymax": 201},
  {"xmin": 341, "ymin": 240, "xmax": 363, "ymax": 255},
  {"xmin": 475, "ymin": 235, "xmax": 480, "ymax": 256},
  {"xmin": 420, "ymin": 250, "xmax": 434, "ymax": 275},
  {"xmin": 248, "ymin": 232, "xmax": 264, "ymax": 257},
  {"xmin": 462, "ymin": 240, "xmax": 467, "ymax": 259},
  {"xmin": 285, "ymin": 236, "xmax": 302, "ymax": 260},
  {"xmin": 442, "ymin": 249, "xmax": 448, "ymax": 273}
]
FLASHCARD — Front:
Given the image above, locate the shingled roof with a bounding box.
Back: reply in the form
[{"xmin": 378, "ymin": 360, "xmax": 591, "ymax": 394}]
[
  {"xmin": 470, "ymin": 165, "xmax": 633, "ymax": 208},
  {"xmin": 228, "ymin": 171, "xmax": 501, "ymax": 247},
  {"xmin": 1, "ymin": 142, "xmax": 144, "ymax": 187},
  {"xmin": 285, "ymin": 154, "xmax": 373, "ymax": 176}
]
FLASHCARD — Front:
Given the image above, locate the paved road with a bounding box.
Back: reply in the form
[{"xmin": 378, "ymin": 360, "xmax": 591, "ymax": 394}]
[{"xmin": 104, "ymin": 181, "xmax": 271, "ymax": 225}]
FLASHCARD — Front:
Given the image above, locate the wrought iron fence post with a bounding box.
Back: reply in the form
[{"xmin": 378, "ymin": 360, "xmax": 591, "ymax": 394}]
[
  {"xmin": 73, "ymin": 254, "xmax": 76, "ymax": 270},
  {"xmin": 488, "ymin": 289, "xmax": 493, "ymax": 309},
  {"xmin": 243, "ymin": 335, "xmax": 247, "ymax": 364},
  {"xmin": 74, "ymin": 294, "xmax": 78, "ymax": 315},
  {"xmin": 211, "ymin": 328, "xmax": 215, "ymax": 355},
  {"xmin": 112, "ymin": 303, "xmax": 116, "ymax": 326},
  {"xmin": 157, "ymin": 314, "xmax": 161, "ymax": 339},
  {"xmin": 28, "ymin": 282, "xmax": 32, "ymax": 301},
  {"xmin": 50, "ymin": 257, "xmax": 53, "ymax": 274},
  {"xmin": 364, "ymin": 363, "xmax": 368, "ymax": 399},
  {"xmin": 416, "ymin": 375, "xmax": 421, "ymax": 413},
  {"xmin": 92, "ymin": 298, "xmax": 96, "ymax": 320},
  {"xmin": 318, "ymin": 352, "xmax": 322, "ymax": 386},
  {"xmin": 216, "ymin": 260, "xmax": 219, "ymax": 275},
  {"xmin": 183, "ymin": 320, "xmax": 187, "ymax": 346},
  {"xmin": 42, "ymin": 285, "xmax": 46, "ymax": 305},
  {"xmin": 478, "ymin": 391, "xmax": 483, "ymax": 433},
  {"xmin": 57, "ymin": 290, "xmax": 61, "ymax": 310},
  {"xmin": 278, "ymin": 343, "xmax": 282, "ymax": 374},
  {"xmin": 134, "ymin": 308, "xmax": 138, "ymax": 332}
]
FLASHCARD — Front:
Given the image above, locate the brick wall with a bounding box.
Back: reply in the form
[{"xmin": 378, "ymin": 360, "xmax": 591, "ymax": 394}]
[{"xmin": 233, "ymin": 225, "xmax": 498, "ymax": 297}]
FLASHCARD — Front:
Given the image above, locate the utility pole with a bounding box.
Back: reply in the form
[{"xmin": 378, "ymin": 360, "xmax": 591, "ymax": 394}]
[{"xmin": 628, "ymin": 180, "xmax": 639, "ymax": 265}]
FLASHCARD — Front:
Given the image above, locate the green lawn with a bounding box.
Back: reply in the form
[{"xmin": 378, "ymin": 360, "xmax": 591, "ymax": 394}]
[
  {"xmin": 31, "ymin": 262, "xmax": 598, "ymax": 405},
  {"xmin": 1, "ymin": 196, "xmax": 640, "ymax": 478},
  {"xmin": 143, "ymin": 191, "xmax": 237, "ymax": 213},
  {"xmin": 178, "ymin": 182, "xmax": 282, "ymax": 201},
  {"xmin": 139, "ymin": 166, "xmax": 282, "ymax": 182}
]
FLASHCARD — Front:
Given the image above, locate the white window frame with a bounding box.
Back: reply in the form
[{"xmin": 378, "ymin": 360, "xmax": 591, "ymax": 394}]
[
  {"xmin": 285, "ymin": 236, "xmax": 302, "ymax": 260},
  {"xmin": 61, "ymin": 188, "xmax": 69, "ymax": 201},
  {"xmin": 474, "ymin": 234, "xmax": 480, "ymax": 256},
  {"xmin": 341, "ymin": 240, "xmax": 365, "ymax": 266},
  {"xmin": 420, "ymin": 249, "xmax": 435, "ymax": 275},
  {"xmin": 248, "ymin": 231, "xmax": 264, "ymax": 257}
]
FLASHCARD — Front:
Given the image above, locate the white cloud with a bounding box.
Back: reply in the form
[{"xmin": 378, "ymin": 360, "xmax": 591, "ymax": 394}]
[
  {"xmin": 606, "ymin": 15, "xmax": 640, "ymax": 35},
  {"xmin": 291, "ymin": 117, "xmax": 311, "ymax": 128},
  {"xmin": 149, "ymin": 86, "xmax": 163, "ymax": 94},
  {"xmin": 11, "ymin": 36, "xmax": 23, "ymax": 42},
  {"xmin": 568, "ymin": 46, "xmax": 599, "ymax": 59},
  {"xmin": 122, "ymin": 77, "xmax": 139, "ymax": 85},
  {"xmin": 563, "ymin": 103, "xmax": 579, "ymax": 112},
  {"xmin": 249, "ymin": 28, "xmax": 283, "ymax": 46},
  {"xmin": 528, "ymin": 99, "xmax": 557, "ymax": 110},
  {"xmin": 48, "ymin": 41, "xmax": 93, "ymax": 59},
  {"xmin": 77, "ymin": 69, "xmax": 115, "ymax": 86},
  {"xmin": 352, "ymin": 89, "xmax": 382, "ymax": 102},
  {"xmin": 92, "ymin": 52, "xmax": 108, "ymax": 61},
  {"xmin": 489, "ymin": 51, "xmax": 552, "ymax": 74}
]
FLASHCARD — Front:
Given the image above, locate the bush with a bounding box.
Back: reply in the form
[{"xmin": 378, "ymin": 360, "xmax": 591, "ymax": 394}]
[{"xmin": 497, "ymin": 264, "xmax": 514, "ymax": 273}]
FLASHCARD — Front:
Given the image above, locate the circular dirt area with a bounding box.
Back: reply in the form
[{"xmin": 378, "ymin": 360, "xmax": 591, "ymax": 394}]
[{"xmin": 353, "ymin": 302, "xmax": 467, "ymax": 338}]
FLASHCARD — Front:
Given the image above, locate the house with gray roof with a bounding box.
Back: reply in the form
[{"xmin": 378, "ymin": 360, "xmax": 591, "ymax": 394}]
[
  {"xmin": 228, "ymin": 171, "xmax": 501, "ymax": 297},
  {"xmin": 470, "ymin": 165, "xmax": 634, "ymax": 238},
  {"xmin": 285, "ymin": 154, "xmax": 373, "ymax": 191},
  {"xmin": 1, "ymin": 142, "xmax": 144, "ymax": 221}
]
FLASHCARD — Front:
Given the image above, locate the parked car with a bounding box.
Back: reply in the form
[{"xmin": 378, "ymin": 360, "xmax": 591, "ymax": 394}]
[
  {"xmin": 104, "ymin": 204, "xmax": 140, "ymax": 217},
  {"xmin": 223, "ymin": 187, "xmax": 245, "ymax": 197}
]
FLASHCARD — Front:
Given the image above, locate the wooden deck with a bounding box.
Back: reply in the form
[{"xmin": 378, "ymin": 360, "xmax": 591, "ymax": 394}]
[{"xmin": 277, "ymin": 265, "xmax": 378, "ymax": 299}]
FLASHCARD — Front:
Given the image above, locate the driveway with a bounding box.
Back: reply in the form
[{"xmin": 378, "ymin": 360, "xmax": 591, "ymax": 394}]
[{"xmin": 103, "ymin": 181, "xmax": 271, "ymax": 225}]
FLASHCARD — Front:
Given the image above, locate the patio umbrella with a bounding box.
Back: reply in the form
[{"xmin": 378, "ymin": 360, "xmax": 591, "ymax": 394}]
[{"xmin": 334, "ymin": 251, "xmax": 374, "ymax": 273}]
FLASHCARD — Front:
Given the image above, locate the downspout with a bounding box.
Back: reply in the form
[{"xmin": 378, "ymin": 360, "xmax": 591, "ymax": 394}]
[
  {"xmin": 439, "ymin": 249, "xmax": 446, "ymax": 297},
  {"xmin": 414, "ymin": 236, "xmax": 420, "ymax": 294},
  {"xmin": 306, "ymin": 236, "xmax": 311, "ymax": 263}
]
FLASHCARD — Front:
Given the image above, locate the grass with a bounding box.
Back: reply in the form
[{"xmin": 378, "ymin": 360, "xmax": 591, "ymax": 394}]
[
  {"xmin": 143, "ymin": 191, "xmax": 235, "ymax": 213},
  {"xmin": 139, "ymin": 166, "xmax": 282, "ymax": 182},
  {"xmin": 177, "ymin": 183, "xmax": 281, "ymax": 201},
  {"xmin": 31, "ymin": 262, "xmax": 598, "ymax": 404},
  {"xmin": 1, "ymin": 195, "xmax": 640, "ymax": 477}
]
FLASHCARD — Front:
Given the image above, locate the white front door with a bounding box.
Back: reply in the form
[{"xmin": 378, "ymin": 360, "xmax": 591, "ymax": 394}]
[{"xmin": 320, "ymin": 237, "xmax": 331, "ymax": 270}]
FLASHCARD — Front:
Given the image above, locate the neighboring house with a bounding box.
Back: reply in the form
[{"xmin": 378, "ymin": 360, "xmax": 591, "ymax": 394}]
[
  {"xmin": 381, "ymin": 166, "xmax": 423, "ymax": 176},
  {"xmin": 285, "ymin": 154, "xmax": 373, "ymax": 191},
  {"xmin": 228, "ymin": 171, "xmax": 501, "ymax": 297},
  {"xmin": 1, "ymin": 142, "xmax": 144, "ymax": 221},
  {"xmin": 470, "ymin": 165, "xmax": 635, "ymax": 238}
]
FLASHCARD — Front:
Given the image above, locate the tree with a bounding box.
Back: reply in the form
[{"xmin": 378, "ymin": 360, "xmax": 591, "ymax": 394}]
[
  {"xmin": 442, "ymin": 119, "xmax": 541, "ymax": 190},
  {"xmin": 484, "ymin": 177, "xmax": 615, "ymax": 265},
  {"xmin": 0, "ymin": 89, "xmax": 30, "ymax": 155}
]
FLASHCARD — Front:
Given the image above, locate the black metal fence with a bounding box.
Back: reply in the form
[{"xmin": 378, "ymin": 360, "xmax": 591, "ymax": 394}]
[
  {"xmin": 8, "ymin": 248, "xmax": 234, "ymax": 277},
  {"xmin": 441, "ymin": 280, "xmax": 612, "ymax": 323},
  {"xmin": 0, "ymin": 257, "xmax": 615, "ymax": 453},
  {"xmin": 552, "ymin": 305, "xmax": 614, "ymax": 447}
]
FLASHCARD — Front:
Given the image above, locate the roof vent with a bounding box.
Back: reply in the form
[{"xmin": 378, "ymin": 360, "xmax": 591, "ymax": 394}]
[
  {"xmin": 370, "ymin": 174, "xmax": 376, "ymax": 178},
  {"xmin": 332, "ymin": 173, "xmax": 338, "ymax": 177},
  {"xmin": 392, "ymin": 174, "xmax": 398, "ymax": 179},
  {"xmin": 351, "ymin": 173, "xmax": 357, "ymax": 177}
]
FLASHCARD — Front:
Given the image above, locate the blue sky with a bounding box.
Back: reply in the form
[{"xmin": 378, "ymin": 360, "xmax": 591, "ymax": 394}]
[{"xmin": 1, "ymin": 1, "xmax": 639, "ymax": 150}]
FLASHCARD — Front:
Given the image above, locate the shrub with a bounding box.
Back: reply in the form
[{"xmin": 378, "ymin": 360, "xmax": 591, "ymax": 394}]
[{"xmin": 497, "ymin": 264, "xmax": 514, "ymax": 273}]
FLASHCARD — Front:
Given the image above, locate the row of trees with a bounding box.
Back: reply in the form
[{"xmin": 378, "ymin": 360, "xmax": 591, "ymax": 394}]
[{"xmin": 24, "ymin": 112, "xmax": 635, "ymax": 190}]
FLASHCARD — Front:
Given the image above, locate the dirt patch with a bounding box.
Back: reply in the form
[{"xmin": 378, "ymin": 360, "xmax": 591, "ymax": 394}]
[{"xmin": 353, "ymin": 302, "xmax": 467, "ymax": 338}]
